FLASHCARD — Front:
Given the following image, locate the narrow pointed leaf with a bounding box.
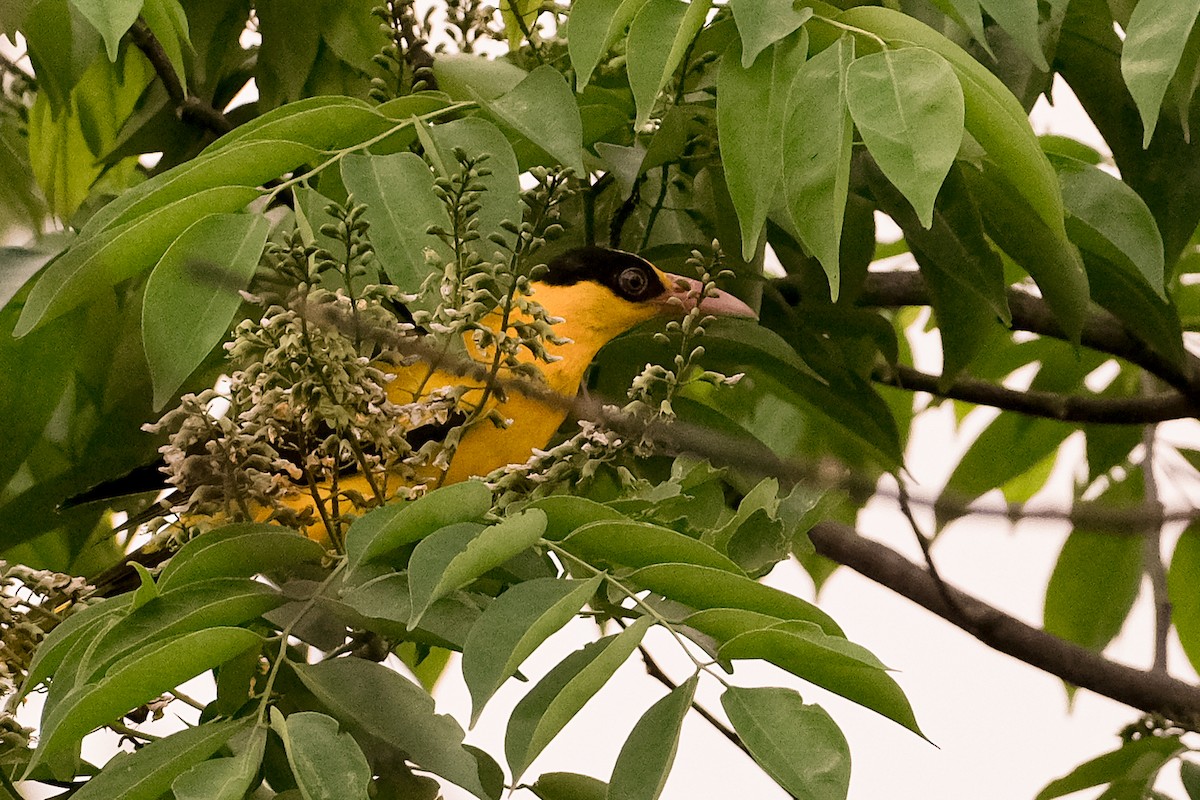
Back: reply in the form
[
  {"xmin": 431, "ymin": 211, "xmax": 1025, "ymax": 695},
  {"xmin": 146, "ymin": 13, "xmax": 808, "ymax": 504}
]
[
  {"xmin": 560, "ymin": 520, "xmax": 744, "ymax": 573},
  {"xmin": 68, "ymin": 719, "xmax": 252, "ymax": 800},
  {"xmin": 15, "ymin": 186, "xmax": 261, "ymax": 336},
  {"xmin": 344, "ymin": 480, "xmax": 492, "ymax": 577},
  {"xmin": 846, "ymin": 47, "xmax": 964, "ymax": 228},
  {"xmin": 157, "ymin": 523, "xmax": 326, "ymax": 591},
  {"xmin": 607, "ymin": 675, "xmax": 697, "ymax": 800},
  {"xmin": 569, "ymin": 0, "xmax": 652, "ymax": 91},
  {"xmin": 718, "ymin": 31, "xmax": 807, "ymax": 260},
  {"xmin": 143, "ymin": 213, "xmax": 270, "ymax": 408},
  {"xmin": 30, "ymin": 627, "xmax": 261, "ymax": 773},
  {"xmin": 1121, "ymin": 0, "xmax": 1200, "ymax": 146},
  {"xmin": 784, "ymin": 35, "xmax": 854, "ymax": 299},
  {"xmin": 463, "ymin": 575, "xmax": 605, "ymax": 724},
  {"xmin": 626, "ymin": 0, "xmax": 712, "ymax": 127},
  {"xmin": 293, "ymin": 657, "xmax": 493, "ymax": 799},
  {"xmin": 1035, "ymin": 735, "xmax": 1186, "ymax": 799},
  {"xmin": 408, "ymin": 509, "xmax": 547, "ymax": 626},
  {"xmin": 627, "ymin": 563, "xmax": 843, "ymax": 636},
  {"xmin": 718, "ymin": 626, "xmax": 922, "ymax": 736},
  {"xmin": 506, "ymin": 616, "xmax": 654, "ymax": 780},
  {"xmin": 340, "ymin": 152, "xmax": 453, "ymax": 293}
]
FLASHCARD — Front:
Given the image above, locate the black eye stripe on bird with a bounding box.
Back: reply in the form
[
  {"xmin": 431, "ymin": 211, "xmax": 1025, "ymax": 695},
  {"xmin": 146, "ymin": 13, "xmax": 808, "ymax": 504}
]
[{"xmin": 543, "ymin": 247, "xmax": 757, "ymax": 316}]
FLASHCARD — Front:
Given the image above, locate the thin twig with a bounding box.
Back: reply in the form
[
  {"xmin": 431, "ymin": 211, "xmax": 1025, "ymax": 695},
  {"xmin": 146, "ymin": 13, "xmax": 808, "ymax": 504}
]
[
  {"xmin": 856, "ymin": 271, "xmax": 1200, "ymax": 404},
  {"xmin": 874, "ymin": 363, "xmax": 1198, "ymax": 424},
  {"xmin": 897, "ymin": 481, "xmax": 965, "ymax": 621},
  {"xmin": 1142, "ymin": 374, "xmax": 1172, "ymax": 674}
]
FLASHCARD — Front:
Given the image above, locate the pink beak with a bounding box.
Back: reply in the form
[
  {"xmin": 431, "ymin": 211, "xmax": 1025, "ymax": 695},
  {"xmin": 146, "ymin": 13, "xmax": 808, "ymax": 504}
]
[{"xmin": 659, "ymin": 273, "xmax": 757, "ymax": 319}]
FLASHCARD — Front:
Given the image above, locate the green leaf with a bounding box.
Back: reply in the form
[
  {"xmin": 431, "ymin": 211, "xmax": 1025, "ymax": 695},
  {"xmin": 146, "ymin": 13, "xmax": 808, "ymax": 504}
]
[
  {"xmin": 208, "ymin": 97, "xmax": 388, "ymax": 153},
  {"xmin": 293, "ymin": 657, "xmax": 494, "ymax": 799},
  {"xmin": 718, "ymin": 31, "xmax": 807, "ymax": 260},
  {"xmin": 172, "ymin": 724, "xmax": 267, "ymax": 800},
  {"xmin": 344, "ymin": 480, "xmax": 492, "ymax": 578},
  {"xmin": 569, "ymin": 0, "xmax": 652, "ymax": 92},
  {"xmin": 462, "ymin": 575, "xmax": 605, "ymax": 724},
  {"xmin": 941, "ymin": 402, "xmax": 1075, "ymax": 507},
  {"xmin": 29, "ymin": 627, "xmax": 261, "ymax": 774},
  {"xmin": 1035, "ymin": 735, "xmax": 1186, "ymax": 799},
  {"xmin": 528, "ymin": 496, "xmax": 628, "ymax": 540},
  {"xmin": 835, "ymin": 7, "xmax": 1067, "ymax": 238},
  {"xmin": 721, "ymin": 686, "xmax": 850, "ymax": 800},
  {"xmin": 531, "ymin": 772, "xmax": 609, "ymax": 800},
  {"xmin": 69, "ymin": 0, "xmax": 143, "ymax": 61},
  {"xmin": 927, "ymin": 0, "xmax": 988, "ymax": 49},
  {"xmin": 408, "ymin": 509, "xmax": 547, "ymax": 626},
  {"xmin": 20, "ymin": 595, "xmax": 134, "ymax": 697},
  {"xmin": 1182, "ymin": 760, "xmax": 1200, "ymax": 799},
  {"xmin": 627, "ymin": 563, "xmax": 843, "ymax": 636},
  {"xmin": 65, "ymin": 579, "xmax": 281, "ymax": 693},
  {"xmin": 718, "ymin": 625, "xmax": 922, "ymax": 736},
  {"xmin": 729, "ymin": 0, "xmax": 812, "ymax": 68},
  {"xmin": 626, "ymin": 0, "xmax": 713, "ymax": 127},
  {"xmin": 69, "ymin": 719, "xmax": 252, "ymax": 800},
  {"xmin": 433, "ymin": 53, "xmax": 528, "ymax": 101},
  {"xmin": 560, "ymin": 520, "xmax": 744, "ymax": 573},
  {"xmin": 783, "ymin": 34, "xmax": 854, "ymax": 300},
  {"xmin": 15, "ymin": 186, "xmax": 261, "ymax": 336},
  {"xmin": 1169, "ymin": 527, "xmax": 1200, "ymax": 674},
  {"xmin": 976, "ymin": 0, "xmax": 1047, "ymax": 69},
  {"xmin": 82, "ymin": 140, "xmax": 318, "ymax": 236},
  {"xmin": 157, "ymin": 523, "xmax": 326, "ymax": 591},
  {"xmin": 480, "ymin": 65, "xmax": 585, "ymax": 176},
  {"xmin": 505, "ymin": 616, "xmax": 654, "ymax": 780},
  {"xmin": 340, "ymin": 573, "xmax": 482, "ymax": 649},
  {"xmin": 340, "ymin": 152, "xmax": 453, "ymax": 293},
  {"xmin": 961, "ymin": 162, "xmax": 1090, "ymax": 344},
  {"xmin": 1053, "ymin": 155, "xmax": 1165, "ymax": 296},
  {"xmin": 1121, "ymin": 0, "xmax": 1200, "ymax": 146},
  {"xmin": 142, "ymin": 213, "xmax": 269, "ymax": 408},
  {"xmin": 846, "ymin": 47, "xmax": 964, "ymax": 229},
  {"xmin": 272, "ymin": 711, "xmax": 372, "ymax": 800},
  {"xmin": 140, "ymin": 0, "xmax": 191, "ymax": 87},
  {"xmin": 864, "ymin": 162, "xmax": 1007, "ymax": 381},
  {"xmin": 607, "ymin": 675, "xmax": 697, "ymax": 800},
  {"xmin": 1044, "ymin": 476, "xmax": 1143, "ymax": 652},
  {"xmin": 27, "ymin": 48, "xmax": 151, "ymax": 220}
]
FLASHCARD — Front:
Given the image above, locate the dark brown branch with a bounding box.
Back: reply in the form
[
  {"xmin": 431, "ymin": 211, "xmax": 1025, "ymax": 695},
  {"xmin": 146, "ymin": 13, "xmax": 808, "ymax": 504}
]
[
  {"xmin": 858, "ymin": 271, "xmax": 1200, "ymax": 404},
  {"xmin": 873, "ymin": 363, "xmax": 1198, "ymax": 424},
  {"xmin": 808, "ymin": 521, "xmax": 1200, "ymax": 728},
  {"xmin": 127, "ymin": 19, "xmax": 232, "ymax": 136}
]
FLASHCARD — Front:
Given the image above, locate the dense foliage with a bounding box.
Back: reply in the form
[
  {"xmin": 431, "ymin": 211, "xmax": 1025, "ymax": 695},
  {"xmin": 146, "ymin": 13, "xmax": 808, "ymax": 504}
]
[{"xmin": 3, "ymin": 0, "xmax": 1200, "ymax": 797}]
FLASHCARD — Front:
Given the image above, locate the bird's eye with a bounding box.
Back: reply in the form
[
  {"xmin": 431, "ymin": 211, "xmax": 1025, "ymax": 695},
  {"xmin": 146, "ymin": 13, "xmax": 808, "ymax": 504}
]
[{"xmin": 617, "ymin": 267, "xmax": 650, "ymax": 297}]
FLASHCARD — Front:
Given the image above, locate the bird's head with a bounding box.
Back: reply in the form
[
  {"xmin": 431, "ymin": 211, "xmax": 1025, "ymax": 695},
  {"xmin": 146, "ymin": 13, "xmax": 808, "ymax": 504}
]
[{"xmin": 532, "ymin": 247, "xmax": 756, "ymax": 358}]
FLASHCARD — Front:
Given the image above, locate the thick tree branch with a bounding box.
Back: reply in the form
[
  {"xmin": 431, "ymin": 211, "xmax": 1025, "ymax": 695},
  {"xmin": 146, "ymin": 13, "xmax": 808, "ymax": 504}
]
[
  {"xmin": 857, "ymin": 271, "xmax": 1200, "ymax": 404},
  {"xmin": 808, "ymin": 521, "xmax": 1200, "ymax": 728},
  {"xmin": 873, "ymin": 363, "xmax": 1198, "ymax": 424},
  {"xmin": 127, "ymin": 19, "xmax": 232, "ymax": 136}
]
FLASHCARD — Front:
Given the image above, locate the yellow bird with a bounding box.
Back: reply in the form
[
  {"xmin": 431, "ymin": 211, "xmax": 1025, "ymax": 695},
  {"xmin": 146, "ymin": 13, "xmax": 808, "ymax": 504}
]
[
  {"xmin": 72, "ymin": 246, "xmax": 755, "ymax": 567},
  {"xmin": 289, "ymin": 246, "xmax": 756, "ymax": 520}
]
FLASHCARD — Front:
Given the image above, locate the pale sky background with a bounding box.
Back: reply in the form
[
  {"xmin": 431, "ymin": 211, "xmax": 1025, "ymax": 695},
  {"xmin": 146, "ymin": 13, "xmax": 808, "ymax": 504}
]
[{"xmin": 6, "ymin": 19, "xmax": 1198, "ymax": 800}]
